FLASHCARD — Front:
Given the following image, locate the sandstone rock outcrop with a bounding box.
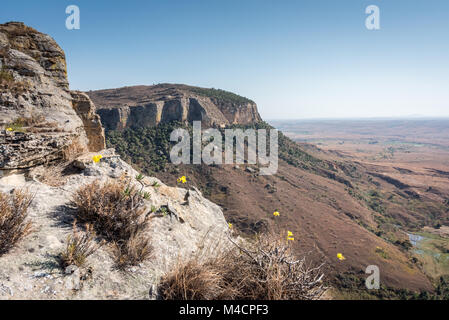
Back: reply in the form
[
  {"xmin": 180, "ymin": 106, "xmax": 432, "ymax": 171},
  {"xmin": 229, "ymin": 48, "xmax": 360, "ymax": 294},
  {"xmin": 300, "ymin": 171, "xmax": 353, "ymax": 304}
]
[
  {"xmin": 0, "ymin": 22, "xmax": 233, "ymax": 300},
  {"xmin": 0, "ymin": 151, "xmax": 231, "ymax": 299},
  {"xmin": 70, "ymin": 91, "xmax": 105, "ymax": 152},
  {"xmin": 0, "ymin": 22, "xmax": 105, "ymax": 172},
  {"xmin": 88, "ymin": 84, "xmax": 262, "ymax": 130}
]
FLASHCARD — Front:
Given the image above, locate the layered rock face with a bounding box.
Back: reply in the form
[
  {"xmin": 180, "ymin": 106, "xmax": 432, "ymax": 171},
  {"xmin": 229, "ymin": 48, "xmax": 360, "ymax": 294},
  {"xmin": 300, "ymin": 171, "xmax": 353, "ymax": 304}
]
[
  {"xmin": 88, "ymin": 84, "xmax": 262, "ymax": 130},
  {"xmin": 0, "ymin": 22, "xmax": 233, "ymax": 300},
  {"xmin": 70, "ymin": 91, "xmax": 105, "ymax": 152},
  {"xmin": 0, "ymin": 22, "xmax": 105, "ymax": 171},
  {"xmin": 0, "ymin": 151, "xmax": 231, "ymax": 299}
]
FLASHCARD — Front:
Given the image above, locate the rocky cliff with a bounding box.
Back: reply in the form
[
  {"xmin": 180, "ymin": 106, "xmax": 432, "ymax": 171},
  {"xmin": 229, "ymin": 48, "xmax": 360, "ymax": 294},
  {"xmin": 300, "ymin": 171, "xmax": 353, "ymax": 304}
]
[
  {"xmin": 0, "ymin": 22, "xmax": 105, "ymax": 173},
  {"xmin": 87, "ymin": 84, "xmax": 262, "ymax": 130},
  {"xmin": 0, "ymin": 151, "xmax": 230, "ymax": 299},
  {"xmin": 0, "ymin": 22, "xmax": 233, "ymax": 300}
]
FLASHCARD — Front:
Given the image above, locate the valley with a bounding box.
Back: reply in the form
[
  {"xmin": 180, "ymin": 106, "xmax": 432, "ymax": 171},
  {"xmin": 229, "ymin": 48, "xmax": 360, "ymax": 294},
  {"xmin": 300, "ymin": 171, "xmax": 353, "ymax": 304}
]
[
  {"xmin": 90, "ymin": 86, "xmax": 449, "ymax": 298},
  {"xmin": 272, "ymin": 119, "xmax": 449, "ymax": 290}
]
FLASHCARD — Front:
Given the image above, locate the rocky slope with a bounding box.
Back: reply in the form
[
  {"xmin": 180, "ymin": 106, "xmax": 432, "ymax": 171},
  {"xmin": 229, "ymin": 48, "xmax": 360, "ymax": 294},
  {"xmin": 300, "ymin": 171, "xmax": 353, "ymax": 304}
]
[
  {"xmin": 0, "ymin": 22, "xmax": 232, "ymax": 299},
  {"xmin": 0, "ymin": 22, "xmax": 105, "ymax": 174},
  {"xmin": 101, "ymin": 121, "xmax": 438, "ymax": 294},
  {"xmin": 87, "ymin": 84, "xmax": 262, "ymax": 130},
  {"xmin": 0, "ymin": 151, "xmax": 229, "ymax": 299}
]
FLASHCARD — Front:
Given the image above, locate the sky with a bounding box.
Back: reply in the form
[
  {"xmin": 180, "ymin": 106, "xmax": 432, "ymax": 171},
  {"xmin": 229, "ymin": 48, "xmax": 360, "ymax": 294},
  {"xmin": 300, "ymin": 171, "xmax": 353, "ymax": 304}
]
[{"xmin": 1, "ymin": 0, "xmax": 448, "ymax": 119}]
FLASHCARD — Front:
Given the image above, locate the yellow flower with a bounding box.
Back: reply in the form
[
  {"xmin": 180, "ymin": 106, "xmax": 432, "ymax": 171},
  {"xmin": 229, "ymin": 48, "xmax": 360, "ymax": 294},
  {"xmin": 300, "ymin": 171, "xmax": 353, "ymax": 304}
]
[
  {"xmin": 177, "ymin": 176, "xmax": 187, "ymax": 184},
  {"xmin": 228, "ymin": 223, "xmax": 233, "ymax": 229},
  {"xmin": 337, "ymin": 253, "xmax": 346, "ymax": 261},
  {"xmin": 92, "ymin": 155, "xmax": 103, "ymax": 163},
  {"xmin": 273, "ymin": 211, "xmax": 280, "ymax": 217},
  {"xmin": 286, "ymin": 231, "xmax": 294, "ymax": 241},
  {"xmin": 287, "ymin": 237, "xmax": 294, "ymax": 241},
  {"xmin": 6, "ymin": 127, "xmax": 13, "ymax": 132}
]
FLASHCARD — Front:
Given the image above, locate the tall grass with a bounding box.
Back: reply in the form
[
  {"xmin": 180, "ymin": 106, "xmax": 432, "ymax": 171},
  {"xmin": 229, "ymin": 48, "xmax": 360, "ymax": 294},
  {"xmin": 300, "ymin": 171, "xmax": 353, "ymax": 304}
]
[{"xmin": 0, "ymin": 190, "xmax": 33, "ymax": 255}]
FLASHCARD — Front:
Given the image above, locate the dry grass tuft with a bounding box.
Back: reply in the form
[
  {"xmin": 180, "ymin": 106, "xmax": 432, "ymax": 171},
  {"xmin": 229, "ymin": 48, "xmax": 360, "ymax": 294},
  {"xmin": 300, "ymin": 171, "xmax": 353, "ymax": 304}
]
[
  {"xmin": 112, "ymin": 232, "xmax": 153, "ymax": 269},
  {"xmin": 0, "ymin": 190, "xmax": 33, "ymax": 255},
  {"xmin": 158, "ymin": 259, "xmax": 225, "ymax": 300},
  {"xmin": 158, "ymin": 233, "xmax": 326, "ymax": 300},
  {"xmin": 72, "ymin": 179, "xmax": 149, "ymax": 241},
  {"xmin": 0, "ymin": 66, "xmax": 14, "ymax": 85},
  {"xmin": 59, "ymin": 221, "xmax": 103, "ymax": 268},
  {"xmin": 62, "ymin": 138, "xmax": 87, "ymax": 161},
  {"xmin": 72, "ymin": 178, "xmax": 152, "ymax": 268}
]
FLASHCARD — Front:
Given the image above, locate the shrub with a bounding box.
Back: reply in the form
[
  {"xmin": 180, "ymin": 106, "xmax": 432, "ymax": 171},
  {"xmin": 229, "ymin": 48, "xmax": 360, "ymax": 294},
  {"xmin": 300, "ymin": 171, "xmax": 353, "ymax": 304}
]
[
  {"xmin": 62, "ymin": 138, "xmax": 87, "ymax": 161},
  {"xmin": 5, "ymin": 115, "xmax": 62, "ymax": 134},
  {"xmin": 72, "ymin": 179, "xmax": 149, "ymax": 241},
  {"xmin": 0, "ymin": 67, "xmax": 31, "ymax": 94},
  {"xmin": 71, "ymin": 178, "xmax": 152, "ymax": 268},
  {"xmin": 59, "ymin": 221, "xmax": 103, "ymax": 268},
  {"xmin": 112, "ymin": 232, "xmax": 153, "ymax": 269},
  {"xmin": 0, "ymin": 190, "xmax": 33, "ymax": 255},
  {"xmin": 158, "ymin": 233, "xmax": 326, "ymax": 300}
]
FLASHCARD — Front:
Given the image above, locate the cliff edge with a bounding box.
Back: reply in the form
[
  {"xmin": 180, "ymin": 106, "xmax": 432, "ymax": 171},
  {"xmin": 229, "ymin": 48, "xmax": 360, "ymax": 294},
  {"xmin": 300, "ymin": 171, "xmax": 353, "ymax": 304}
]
[{"xmin": 88, "ymin": 84, "xmax": 262, "ymax": 130}]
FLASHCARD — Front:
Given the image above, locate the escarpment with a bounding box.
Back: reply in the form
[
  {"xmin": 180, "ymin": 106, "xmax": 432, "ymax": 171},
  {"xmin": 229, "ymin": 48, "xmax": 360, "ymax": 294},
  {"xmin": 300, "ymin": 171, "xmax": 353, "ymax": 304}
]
[
  {"xmin": 0, "ymin": 22, "xmax": 234, "ymax": 300},
  {"xmin": 87, "ymin": 84, "xmax": 262, "ymax": 130},
  {"xmin": 0, "ymin": 22, "xmax": 105, "ymax": 172}
]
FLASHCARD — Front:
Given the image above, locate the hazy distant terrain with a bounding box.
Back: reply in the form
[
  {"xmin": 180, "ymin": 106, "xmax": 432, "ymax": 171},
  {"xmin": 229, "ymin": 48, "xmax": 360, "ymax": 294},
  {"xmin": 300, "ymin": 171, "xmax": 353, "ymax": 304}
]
[
  {"xmin": 271, "ymin": 119, "xmax": 449, "ymax": 167},
  {"xmin": 272, "ymin": 118, "xmax": 449, "ymax": 284}
]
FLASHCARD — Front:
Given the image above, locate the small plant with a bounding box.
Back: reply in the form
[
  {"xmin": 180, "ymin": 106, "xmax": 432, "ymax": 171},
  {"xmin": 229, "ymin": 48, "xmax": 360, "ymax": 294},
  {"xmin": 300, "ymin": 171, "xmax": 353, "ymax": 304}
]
[
  {"xmin": 71, "ymin": 178, "xmax": 152, "ymax": 268},
  {"xmin": 112, "ymin": 232, "xmax": 152, "ymax": 269},
  {"xmin": 63, "ymin": 138, "xmax": 87, "ymax": 161},
  {"xmin": 59, "ymin": 221, "xmax": 103, "ymax": 268},
  {"xmin": 0, "ymin": 66, "xmax": 14, "ymax": 85},
  {"xmin": 152, "ymin": 181, "xmax": 161, "ymax": 188},
  {"xmin": 159, "ymin": 206, "xmax": 169, "ymax": 217},
  {"xmin": 6, "ymin": 119, "xmax": 25, "ymax": 133},
  {"xmin": 0, "ymin": 190, "xmax": 33, "ymax": 255},
  {"xmin": 5, "ymin": 115, "xmax": 62, "ymax": 134},
  {"xmin": 375, "ymin": 246, "xmax": 389, "ymax": 260}
]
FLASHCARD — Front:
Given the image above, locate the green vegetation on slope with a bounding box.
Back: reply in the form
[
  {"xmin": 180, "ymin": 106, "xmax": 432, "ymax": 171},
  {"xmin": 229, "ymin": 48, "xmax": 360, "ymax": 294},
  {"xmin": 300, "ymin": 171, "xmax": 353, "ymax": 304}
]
[
  {"xmin": 106, "ymin": 121, "xmax": 190, "ymax": 174},
  {"xmin": 187, "ymin": 86, "xmax": 254, "ymax": 105},
  {"xmin": 106, "ymin": 120, "xmax": 349, "ymax": 185}
]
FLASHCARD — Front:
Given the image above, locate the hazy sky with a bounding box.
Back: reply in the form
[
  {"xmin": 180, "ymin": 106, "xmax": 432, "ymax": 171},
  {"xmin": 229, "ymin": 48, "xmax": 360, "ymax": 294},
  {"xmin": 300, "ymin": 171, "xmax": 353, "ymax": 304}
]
[{"xmin": 1, "ymin": 0, "xmax": 448, "ymax": 119}]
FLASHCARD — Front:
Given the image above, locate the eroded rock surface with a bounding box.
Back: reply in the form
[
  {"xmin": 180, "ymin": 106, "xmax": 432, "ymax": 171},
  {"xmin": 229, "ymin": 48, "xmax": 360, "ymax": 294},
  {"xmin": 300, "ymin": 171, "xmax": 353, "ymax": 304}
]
[
  {"xmin": 0, "ymin": 152, "xmax": 230, "ymax": 299},
  {"xmin": 71, "ymin": 91, "xmax": 105, "ymax": 152},
  {"xmin": 0, "ymin": 22, "xmax": 105, "ymax": 171}
]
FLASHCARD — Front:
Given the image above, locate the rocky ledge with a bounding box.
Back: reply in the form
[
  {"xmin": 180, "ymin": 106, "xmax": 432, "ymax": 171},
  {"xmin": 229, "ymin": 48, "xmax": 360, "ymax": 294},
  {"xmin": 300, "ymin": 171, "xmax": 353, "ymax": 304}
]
[
  {"xmin": 0, "ymin": 22, "xmax": 105, "ymax": 172},
  {"xmin": 0, "ymin": 150, "xmax": 230, "ymax": 299}
]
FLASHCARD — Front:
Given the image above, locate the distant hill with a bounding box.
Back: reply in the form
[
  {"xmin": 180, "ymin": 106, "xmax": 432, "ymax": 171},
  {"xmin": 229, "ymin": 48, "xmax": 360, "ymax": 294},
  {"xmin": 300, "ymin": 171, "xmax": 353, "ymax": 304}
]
[{"xmin": 87, "ymin": 84, "xmax": 262, "ymax": 130}]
